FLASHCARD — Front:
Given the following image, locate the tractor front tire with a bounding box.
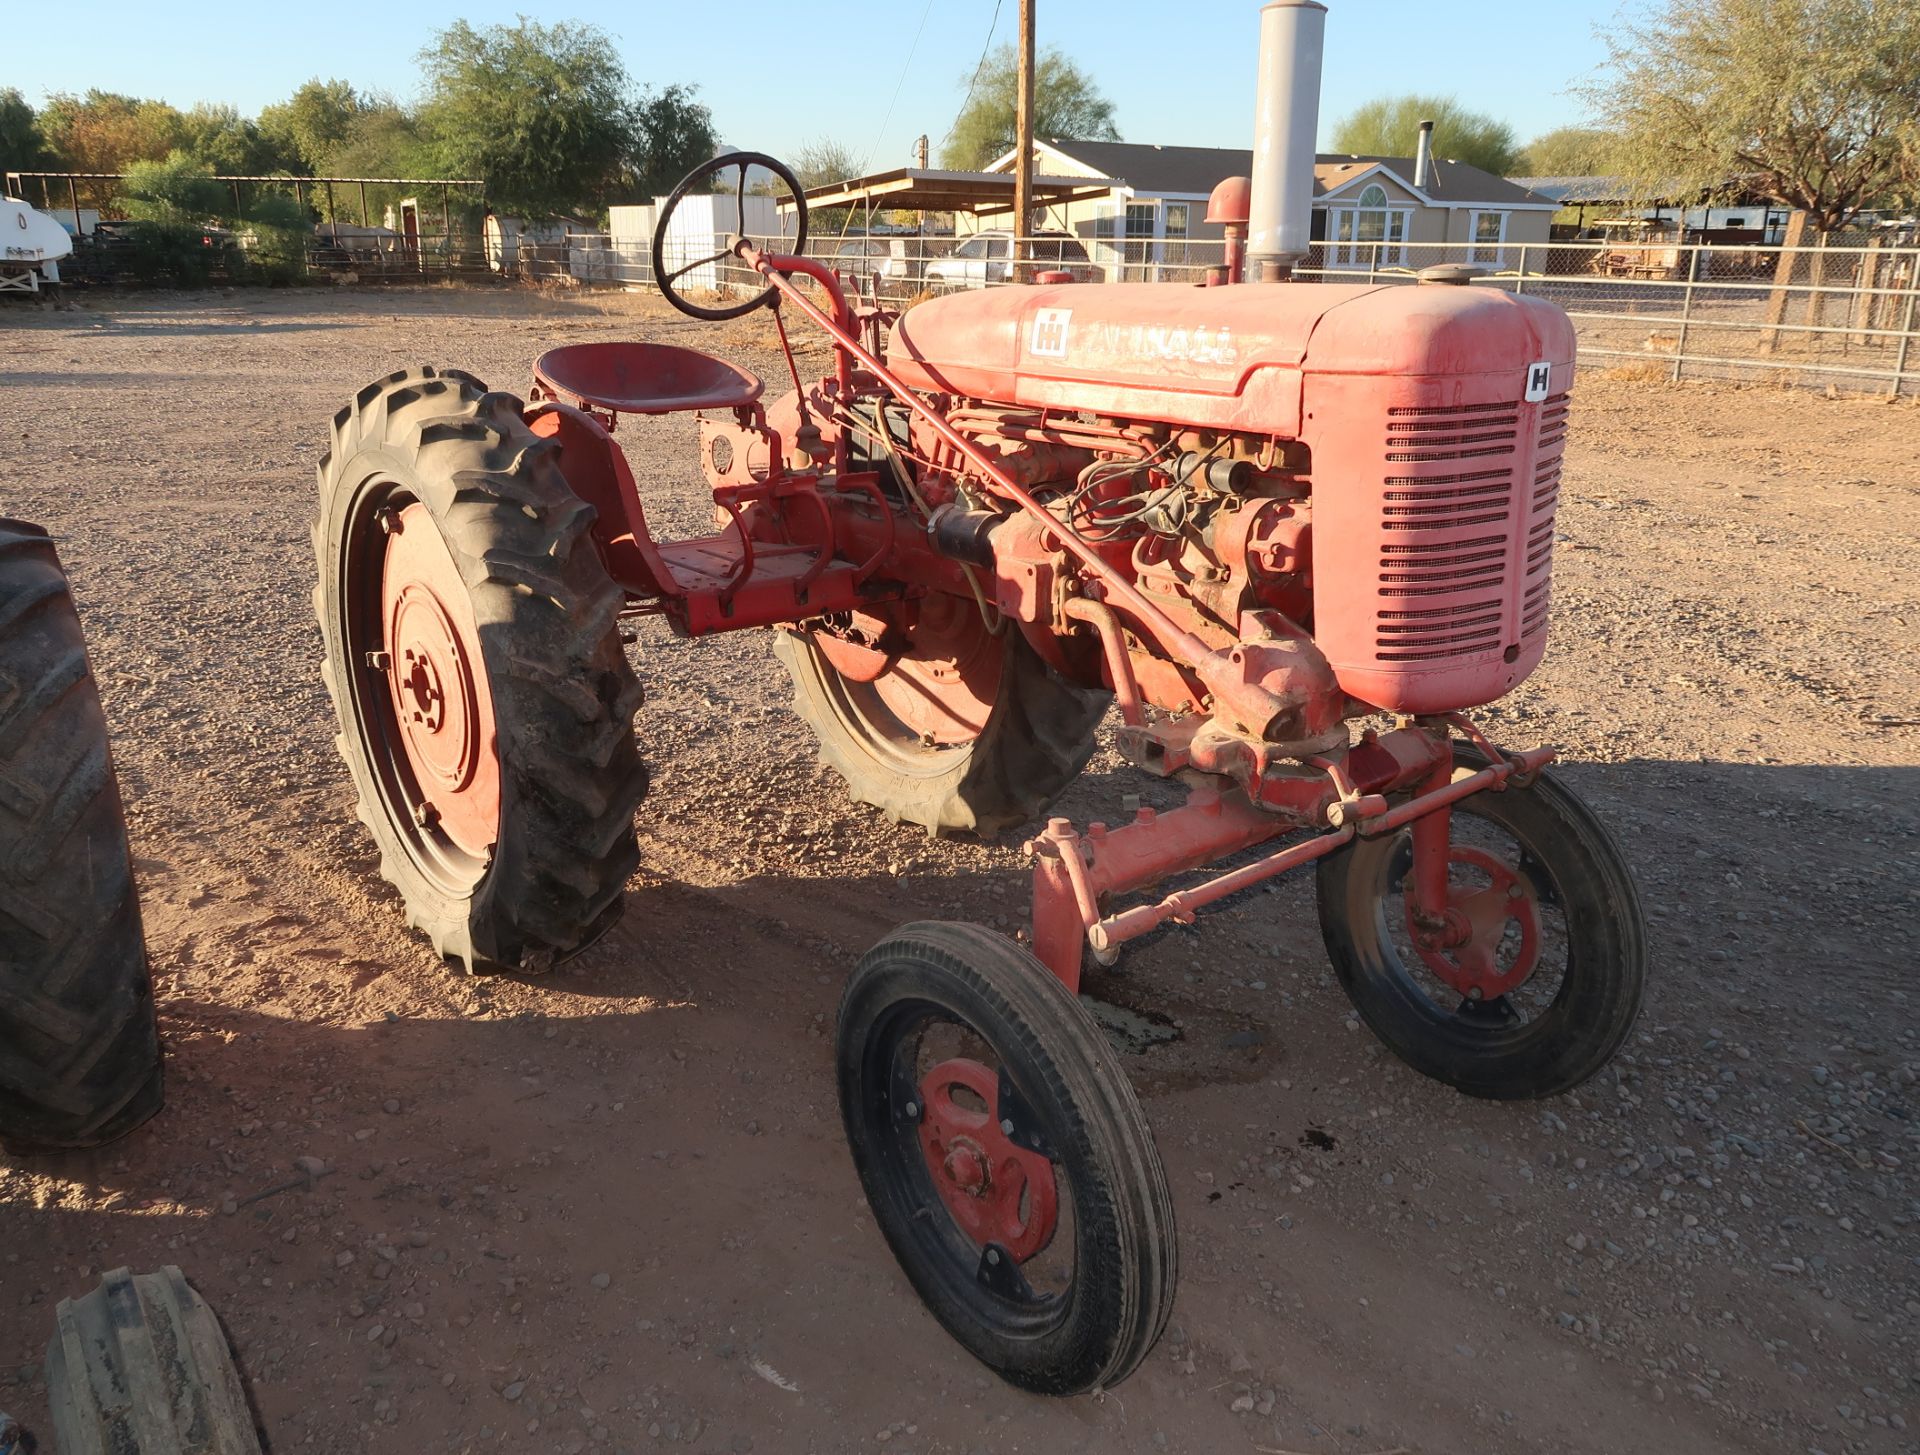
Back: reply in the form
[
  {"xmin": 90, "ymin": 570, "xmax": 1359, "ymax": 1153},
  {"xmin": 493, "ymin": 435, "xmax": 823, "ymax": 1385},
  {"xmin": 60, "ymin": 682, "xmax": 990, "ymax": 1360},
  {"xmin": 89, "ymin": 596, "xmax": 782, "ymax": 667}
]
[
  {"xmin": 775, "ymin": 625, "xmax": 1106, "ymax": 837},
  {"xmin": 314, "ymin": 368, "xmax": 648, "ymax": 974},
  {"xmin": 0, "ymin": 519, "xmax": 163, "ymax": 1154}
]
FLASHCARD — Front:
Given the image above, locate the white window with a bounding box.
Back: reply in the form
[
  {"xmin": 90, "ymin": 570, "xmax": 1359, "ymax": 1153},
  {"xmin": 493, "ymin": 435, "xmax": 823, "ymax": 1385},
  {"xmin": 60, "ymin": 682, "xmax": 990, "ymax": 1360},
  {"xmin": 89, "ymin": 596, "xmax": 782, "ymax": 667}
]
[
  {"xmin": 1469, "ymin": 209, "xmax": 1508, "ymax": 264},
  {"xmin": 1324, "ymin": 183, "xmax": 1412, "ymax": 268}
]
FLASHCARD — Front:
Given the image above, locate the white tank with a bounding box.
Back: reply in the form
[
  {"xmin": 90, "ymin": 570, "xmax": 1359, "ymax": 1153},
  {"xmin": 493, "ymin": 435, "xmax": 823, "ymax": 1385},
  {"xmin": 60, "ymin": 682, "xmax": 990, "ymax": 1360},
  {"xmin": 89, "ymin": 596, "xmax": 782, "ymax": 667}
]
[{"xmin": 2, "ymin": 197, "xmax": 76, "ymax": 267}]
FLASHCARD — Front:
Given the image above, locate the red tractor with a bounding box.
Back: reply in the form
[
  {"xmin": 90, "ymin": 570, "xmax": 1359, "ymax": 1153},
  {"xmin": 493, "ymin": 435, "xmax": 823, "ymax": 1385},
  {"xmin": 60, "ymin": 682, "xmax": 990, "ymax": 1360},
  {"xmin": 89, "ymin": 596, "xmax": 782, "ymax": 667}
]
[{"xmin": 313, "ymin": 141, "xmax": 1644, "ymax": 1392}]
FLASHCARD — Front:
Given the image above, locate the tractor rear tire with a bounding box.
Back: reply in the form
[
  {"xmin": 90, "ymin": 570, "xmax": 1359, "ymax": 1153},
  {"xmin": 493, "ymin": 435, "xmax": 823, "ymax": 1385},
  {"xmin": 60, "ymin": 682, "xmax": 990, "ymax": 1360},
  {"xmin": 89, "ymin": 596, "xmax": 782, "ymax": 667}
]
[
  {"xmin": 314, "ymin": 368, "xmax": 649, "ymax": 974},
  {"xmin": 0, "ymin": 519, "xmax": 162, "ymax": 1155},
  {"xmin": 774, "ymin": 626, "xmax": 1106, "ymax": 837},
  {"xmin": 46, "ymin": 1265, "xmax": 264, "ymax": 1454}
]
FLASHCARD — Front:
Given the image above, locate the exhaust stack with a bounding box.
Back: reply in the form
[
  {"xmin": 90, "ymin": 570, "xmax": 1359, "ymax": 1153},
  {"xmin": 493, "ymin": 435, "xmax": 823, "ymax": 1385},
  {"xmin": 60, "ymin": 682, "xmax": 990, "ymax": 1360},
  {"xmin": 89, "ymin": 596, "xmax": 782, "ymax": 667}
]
[
  {"xmin": 1414, "ymin": 119, "xmax": 1434, "ymax": 188},
  {"xmin": 1246, "ymin": 0, "xmax": 1328, "ymax": 281}
]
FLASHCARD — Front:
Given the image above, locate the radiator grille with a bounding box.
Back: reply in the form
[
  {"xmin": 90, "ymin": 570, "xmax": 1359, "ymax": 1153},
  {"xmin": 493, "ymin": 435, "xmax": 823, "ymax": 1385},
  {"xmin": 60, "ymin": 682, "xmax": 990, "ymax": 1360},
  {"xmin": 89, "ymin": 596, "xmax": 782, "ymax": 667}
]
[{"xmin": 1372, "ymin": 394, "xmax": 1566, "ymax": 662}]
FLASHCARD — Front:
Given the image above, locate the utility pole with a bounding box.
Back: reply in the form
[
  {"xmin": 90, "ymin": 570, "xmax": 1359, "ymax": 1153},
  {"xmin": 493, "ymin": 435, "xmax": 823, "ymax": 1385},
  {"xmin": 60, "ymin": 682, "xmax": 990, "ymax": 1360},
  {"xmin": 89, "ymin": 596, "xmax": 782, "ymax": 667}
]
[{"xmin": 1013, "ymin": 0, "xmax": 1035, "ymax": 282}]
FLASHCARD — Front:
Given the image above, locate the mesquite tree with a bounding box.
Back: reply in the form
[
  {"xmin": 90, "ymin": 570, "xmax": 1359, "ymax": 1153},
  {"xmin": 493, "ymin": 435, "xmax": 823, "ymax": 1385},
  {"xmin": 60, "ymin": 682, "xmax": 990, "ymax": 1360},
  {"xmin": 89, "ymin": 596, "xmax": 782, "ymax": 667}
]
[{"xmin": 1586, "ymin": 0, "xmax": 1920, "ymax": 230}]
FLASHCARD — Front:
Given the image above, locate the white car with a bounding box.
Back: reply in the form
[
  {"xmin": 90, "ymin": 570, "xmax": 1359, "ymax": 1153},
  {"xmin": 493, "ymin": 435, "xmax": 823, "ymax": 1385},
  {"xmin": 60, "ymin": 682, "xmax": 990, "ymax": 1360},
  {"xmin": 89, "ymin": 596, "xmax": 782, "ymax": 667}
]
[{"xmin": 924, "ymin": 230, "xmax": 1094, "ymax": 289}]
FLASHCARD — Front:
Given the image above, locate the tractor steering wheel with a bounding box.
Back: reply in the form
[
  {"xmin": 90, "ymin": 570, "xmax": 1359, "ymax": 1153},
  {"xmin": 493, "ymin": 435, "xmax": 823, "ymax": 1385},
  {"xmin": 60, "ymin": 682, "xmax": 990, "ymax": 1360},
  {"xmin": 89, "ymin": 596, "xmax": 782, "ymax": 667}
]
[{"xmin": 652, "ymin": 151, "xmax": 810, "ymax": 322}]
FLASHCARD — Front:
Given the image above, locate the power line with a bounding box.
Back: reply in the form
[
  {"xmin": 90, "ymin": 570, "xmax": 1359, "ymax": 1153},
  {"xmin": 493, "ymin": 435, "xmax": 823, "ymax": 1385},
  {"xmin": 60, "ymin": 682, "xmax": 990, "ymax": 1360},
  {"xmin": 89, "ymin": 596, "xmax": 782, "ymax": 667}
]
[
  {"xmin": 943, "ymin": 0, "xmax": 1008, "ymax": 148},
  {"xmin": 861, "ymin": 0, "xmax": 937, "ymax": 175}
]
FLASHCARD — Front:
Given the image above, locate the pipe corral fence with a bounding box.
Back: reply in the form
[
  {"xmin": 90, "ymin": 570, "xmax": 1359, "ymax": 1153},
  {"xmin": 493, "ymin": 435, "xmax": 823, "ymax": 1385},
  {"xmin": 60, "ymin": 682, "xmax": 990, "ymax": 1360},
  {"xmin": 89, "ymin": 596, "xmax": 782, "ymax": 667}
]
[
  {"xmin": 4, "ymin": 171, "xmax": 491, "ymax": 284},
  {"xmin": 6, "ymin": 170, "xmax": 1914, "ymax": 399},
  {"xmin": 517, "ymin": 230, "xmax": 1920, "ymax": 398}
]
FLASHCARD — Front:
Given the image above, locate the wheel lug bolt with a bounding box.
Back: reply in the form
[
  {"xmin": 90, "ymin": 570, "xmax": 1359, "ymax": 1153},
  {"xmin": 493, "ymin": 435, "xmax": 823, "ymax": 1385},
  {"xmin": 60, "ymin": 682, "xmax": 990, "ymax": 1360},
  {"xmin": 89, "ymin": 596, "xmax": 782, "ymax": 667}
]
[
  {"xmin": 985, "ymin": 1248, "xmax": 1001, "ymax": 1266},
  {"xmin": 999, "ymin": 1118, "xmax": 1014, "ymax": 1136},
  {"xmin": 903, "ymin": 1101, "xmax": 919, "ymax": 1119}
]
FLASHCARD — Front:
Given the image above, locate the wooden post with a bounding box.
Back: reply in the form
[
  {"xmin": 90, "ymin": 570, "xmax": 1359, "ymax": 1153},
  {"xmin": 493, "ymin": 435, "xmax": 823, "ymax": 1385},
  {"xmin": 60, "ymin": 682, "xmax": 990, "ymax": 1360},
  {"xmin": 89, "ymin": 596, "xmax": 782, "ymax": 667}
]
[
  {"xmin": 358, "ymin": 180, "xmax": 369, "ymax": 228},
  {"xmin": 1759, "ymin": 210, "xmax": 1807, "ymax": 355},
  {"xmin": 1012, "ymin": 0, "xmax": 1034, "ymax": 284},
  {"xmin": 1854, "ymin": 237, "xmax": 1882, "ymax": 345}
]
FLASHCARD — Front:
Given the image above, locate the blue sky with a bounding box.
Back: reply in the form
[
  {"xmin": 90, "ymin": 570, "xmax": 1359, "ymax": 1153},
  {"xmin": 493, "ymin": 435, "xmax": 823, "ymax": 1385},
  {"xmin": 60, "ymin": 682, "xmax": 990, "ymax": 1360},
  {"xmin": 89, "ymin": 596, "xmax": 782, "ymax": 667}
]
[{"xmin": 7, "ymin": 0, "xmax": 1617, "ymax": 167}]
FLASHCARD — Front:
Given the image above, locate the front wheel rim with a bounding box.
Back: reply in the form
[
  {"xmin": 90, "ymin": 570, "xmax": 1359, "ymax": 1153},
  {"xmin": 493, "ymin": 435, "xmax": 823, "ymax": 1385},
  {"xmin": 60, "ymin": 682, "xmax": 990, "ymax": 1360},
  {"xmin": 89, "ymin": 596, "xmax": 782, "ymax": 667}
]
[{"xmin": 860, "ymin": 1000, "xmax": 1078, "ymax": 1338}]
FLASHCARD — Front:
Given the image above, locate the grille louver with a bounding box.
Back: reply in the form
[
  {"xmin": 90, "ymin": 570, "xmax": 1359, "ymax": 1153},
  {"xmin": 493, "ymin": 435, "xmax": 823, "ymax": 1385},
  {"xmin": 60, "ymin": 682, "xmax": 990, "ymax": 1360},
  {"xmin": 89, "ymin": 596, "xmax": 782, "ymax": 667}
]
[{"xmin": 1372, "ymin": 394, "xmax": 1566, "ymax": 662}]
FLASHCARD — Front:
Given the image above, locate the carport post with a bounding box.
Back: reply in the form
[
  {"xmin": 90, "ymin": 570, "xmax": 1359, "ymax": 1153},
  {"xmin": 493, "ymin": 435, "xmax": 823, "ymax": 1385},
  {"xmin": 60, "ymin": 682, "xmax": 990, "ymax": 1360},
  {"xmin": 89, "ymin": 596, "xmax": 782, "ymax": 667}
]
[
  {"xmin": 68, "ymin": 175, "xmax": 82, "ymax": 238},
  {"xmin": 359, "ymin": 181, "xmax": 369, "ymax": 228}
]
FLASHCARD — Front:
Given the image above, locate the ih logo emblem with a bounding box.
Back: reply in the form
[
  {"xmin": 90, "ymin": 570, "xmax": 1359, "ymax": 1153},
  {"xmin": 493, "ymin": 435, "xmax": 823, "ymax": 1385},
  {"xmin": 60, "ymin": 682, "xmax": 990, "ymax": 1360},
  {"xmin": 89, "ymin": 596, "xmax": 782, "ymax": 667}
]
[
  {"xmin": 1524, "ymin": 360, "xmax": 1552, "ymax": 402},
  {"xmin": 1029, "ymin": 308, "xmax": 1072, "ymax": 359}
]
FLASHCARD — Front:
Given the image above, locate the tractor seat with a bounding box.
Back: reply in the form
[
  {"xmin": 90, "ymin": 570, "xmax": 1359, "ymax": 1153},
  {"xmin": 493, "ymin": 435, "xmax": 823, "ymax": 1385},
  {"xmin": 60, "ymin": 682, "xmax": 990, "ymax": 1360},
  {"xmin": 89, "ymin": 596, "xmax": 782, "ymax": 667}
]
[{"xmin": 532, "ymin": 341, "xmax": 763, "ymax": 416}]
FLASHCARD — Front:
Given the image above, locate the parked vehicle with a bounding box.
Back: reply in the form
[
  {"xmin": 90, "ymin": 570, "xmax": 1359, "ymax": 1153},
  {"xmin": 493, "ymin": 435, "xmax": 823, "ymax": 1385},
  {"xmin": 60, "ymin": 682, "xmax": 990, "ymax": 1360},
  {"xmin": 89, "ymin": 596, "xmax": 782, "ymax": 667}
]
[
  {"xmin": 828, "ymin": 235, "xmax": 925, "ymax": 296},
  {"xmin": 924, "ymin": 229, "xmax": 1094, "ymax": 288}
]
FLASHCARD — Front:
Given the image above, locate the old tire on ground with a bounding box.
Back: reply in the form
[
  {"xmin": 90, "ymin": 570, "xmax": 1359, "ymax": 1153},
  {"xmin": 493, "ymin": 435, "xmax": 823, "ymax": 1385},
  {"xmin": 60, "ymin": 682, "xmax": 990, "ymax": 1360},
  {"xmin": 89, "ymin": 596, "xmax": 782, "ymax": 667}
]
[
  {"xmin": 774, "ymin": 617, "xmax": 1106, "ymax": 837},
  {"xmin": 1315, "ymin": 744, "xmax": 1647, "ymax": 1100},
  {"xmin": 47, "ymin": 1265, "xmax": 264, "ymax": 1454},
  {"xmin": 314, "ymin": 368, "xmax": 648, "ymax": 974},
  {"xmin": 838, "ymin": 922, "xmax": 1175, "ymax": 1394},
  {"xmin": 0, "ymin": 519, "xmax": 162, "ymax": 1154}
]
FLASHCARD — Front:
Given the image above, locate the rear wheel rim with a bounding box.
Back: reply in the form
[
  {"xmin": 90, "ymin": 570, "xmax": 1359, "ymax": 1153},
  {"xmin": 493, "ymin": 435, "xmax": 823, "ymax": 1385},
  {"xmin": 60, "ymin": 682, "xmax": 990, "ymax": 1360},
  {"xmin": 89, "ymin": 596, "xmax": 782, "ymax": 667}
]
[
  {"xmin": 821, "ymin": 597, "xmax": 1004, "ymax": 769},
  {"xmin": 343, "ymin": 487, "xmax": 500, "ymax": 894}
]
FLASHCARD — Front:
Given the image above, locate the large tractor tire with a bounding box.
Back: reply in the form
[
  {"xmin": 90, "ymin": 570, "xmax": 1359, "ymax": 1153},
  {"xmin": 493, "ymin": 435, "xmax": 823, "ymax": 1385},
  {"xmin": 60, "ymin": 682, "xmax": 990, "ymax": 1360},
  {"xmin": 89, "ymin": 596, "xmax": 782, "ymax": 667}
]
[
  {"xmin": 774, "ymin": 600, "xmax": 1107, "ymax": 838},
  {"xmin": 47, "ymin": 1265, "xmax": 264, "ymax": 1454},
  {"xmin": 314, "ymin": 368, "xmax": 649, "ymax": 974},
  {"xmin": 0, "ymin": 519, "xmax": 162, "ymax": 1154}
]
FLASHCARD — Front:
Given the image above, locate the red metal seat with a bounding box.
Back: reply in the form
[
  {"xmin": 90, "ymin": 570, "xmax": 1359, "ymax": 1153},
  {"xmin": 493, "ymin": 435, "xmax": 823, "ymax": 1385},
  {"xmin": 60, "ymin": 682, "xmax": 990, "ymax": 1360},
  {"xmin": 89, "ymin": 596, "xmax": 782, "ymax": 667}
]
[{"xmin": 532, "ymin": 341, "xmax": 764, "ymax": 416}]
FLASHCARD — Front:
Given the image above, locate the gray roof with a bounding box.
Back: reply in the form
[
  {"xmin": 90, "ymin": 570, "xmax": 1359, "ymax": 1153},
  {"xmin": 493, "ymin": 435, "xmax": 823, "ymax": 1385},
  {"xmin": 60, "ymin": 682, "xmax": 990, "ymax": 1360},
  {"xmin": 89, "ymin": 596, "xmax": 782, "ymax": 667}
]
[
  {"xmin": 1034, "ymin": 138, "xmax": 1553, "ymax": 206},
  {"xmin": 1508, "ymin": 174, "xmax": 1783, "ymax": 207}
]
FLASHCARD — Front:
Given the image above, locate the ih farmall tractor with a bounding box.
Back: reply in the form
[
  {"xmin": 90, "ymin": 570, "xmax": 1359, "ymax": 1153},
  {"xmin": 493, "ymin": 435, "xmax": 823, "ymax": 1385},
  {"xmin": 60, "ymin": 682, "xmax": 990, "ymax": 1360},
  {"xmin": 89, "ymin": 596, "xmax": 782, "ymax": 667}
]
[{"xmin": 312, "ymin": 2, "xmax": 1643, "ymax": 1397}]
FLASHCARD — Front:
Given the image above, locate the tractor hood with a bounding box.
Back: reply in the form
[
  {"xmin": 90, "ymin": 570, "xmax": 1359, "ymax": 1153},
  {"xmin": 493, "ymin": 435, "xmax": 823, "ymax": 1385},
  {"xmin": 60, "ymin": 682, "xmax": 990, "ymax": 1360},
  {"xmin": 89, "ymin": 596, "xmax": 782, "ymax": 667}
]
[{"xmin": 887, "ymin": 281, "xmax": 1574, "ymax": 435}]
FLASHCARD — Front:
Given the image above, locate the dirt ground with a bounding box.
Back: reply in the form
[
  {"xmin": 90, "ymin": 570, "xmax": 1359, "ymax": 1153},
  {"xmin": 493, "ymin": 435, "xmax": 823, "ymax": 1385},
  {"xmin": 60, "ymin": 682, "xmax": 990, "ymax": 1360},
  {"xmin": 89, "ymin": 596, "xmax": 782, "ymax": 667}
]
[{"xmin": 1, "ymin": 284, "xmax": 1916, "ymax": 1455}]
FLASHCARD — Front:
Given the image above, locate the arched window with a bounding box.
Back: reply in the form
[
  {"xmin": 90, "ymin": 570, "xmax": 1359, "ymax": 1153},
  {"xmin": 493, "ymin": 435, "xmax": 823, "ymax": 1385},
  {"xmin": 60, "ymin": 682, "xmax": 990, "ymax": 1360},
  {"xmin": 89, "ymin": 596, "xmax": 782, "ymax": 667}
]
[{"xmin": 1325, "ymin": 179, "xmax": 1409, "ymax": 267}]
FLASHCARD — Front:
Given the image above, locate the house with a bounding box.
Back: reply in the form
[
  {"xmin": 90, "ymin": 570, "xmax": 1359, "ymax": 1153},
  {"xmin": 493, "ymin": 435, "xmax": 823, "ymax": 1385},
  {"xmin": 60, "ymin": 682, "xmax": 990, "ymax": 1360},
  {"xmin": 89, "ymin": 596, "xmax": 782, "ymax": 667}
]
[{"xmin": 968, "ymin": 138, "xmax": 1558, "ymax": 273}]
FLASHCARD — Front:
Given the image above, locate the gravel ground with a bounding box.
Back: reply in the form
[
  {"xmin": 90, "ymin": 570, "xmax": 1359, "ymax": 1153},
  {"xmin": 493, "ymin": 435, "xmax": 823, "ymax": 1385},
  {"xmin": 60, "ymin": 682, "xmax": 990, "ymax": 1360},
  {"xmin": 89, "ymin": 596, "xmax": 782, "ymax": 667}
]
[{"xmin": 0, "ymin": 284, "xmax": 1916, "ymax": 1455}]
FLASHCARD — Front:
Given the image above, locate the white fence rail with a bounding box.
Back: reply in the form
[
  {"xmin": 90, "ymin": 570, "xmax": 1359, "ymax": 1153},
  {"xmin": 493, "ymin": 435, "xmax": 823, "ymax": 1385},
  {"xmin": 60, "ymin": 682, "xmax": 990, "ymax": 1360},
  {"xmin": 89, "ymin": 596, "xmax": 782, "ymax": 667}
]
[{"xmin": 511, "ymin": 233, "xmax": 1920, "ymax": 398}]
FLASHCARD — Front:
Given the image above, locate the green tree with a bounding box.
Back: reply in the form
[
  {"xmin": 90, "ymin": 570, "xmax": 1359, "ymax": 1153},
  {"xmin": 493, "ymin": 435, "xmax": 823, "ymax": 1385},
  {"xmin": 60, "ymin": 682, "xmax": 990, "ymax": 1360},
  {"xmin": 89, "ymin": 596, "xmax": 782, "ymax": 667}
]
[
  {"xmin": 118, "ymin": 152, "xmax": 228, "ymax": 224},
  {"xmin": 1516, "ymin": 126, "xmax": 1620, "ymax": 177},
  {"xmin": 1330, "ymin": 95, "xmax": 1520, "ymax": 176},
  {"xmin": 940, "ymin": 45, "xmax": 1118, "ymax": 169},
  {"xmin": 259, "ymin": 80, "xmax": 366, "ymax": 172},
  {"xmin": 418, "ymin": 18, "xmax": 636, "ymax": 218},
  {"xmin": 1, "ymin": 88, "xmax": 53, "ymax": 174},
  {"xmin": 1584, "ymin": 0, "xmax": 1920, "ymax": 231},
  {"xmin": 178, "ymin": 103, "xmax": 301, "ymax": 175},
  {"xmin": 39, "ymin": 90, "xmax": 190, "ymax": 173},
  {"xmin": 789, "ymin": 138, "xmax": 863, "ymax": 191},
  {"xmin": 627, "ymin": 83, "xmax": 718, "ymax": 199}
]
